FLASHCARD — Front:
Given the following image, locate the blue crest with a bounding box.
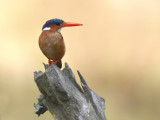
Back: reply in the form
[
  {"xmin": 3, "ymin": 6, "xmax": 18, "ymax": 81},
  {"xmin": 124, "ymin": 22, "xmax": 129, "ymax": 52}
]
[{"xmin": 42, "ymin": 18, "xmax": 64, "ymax": 30}]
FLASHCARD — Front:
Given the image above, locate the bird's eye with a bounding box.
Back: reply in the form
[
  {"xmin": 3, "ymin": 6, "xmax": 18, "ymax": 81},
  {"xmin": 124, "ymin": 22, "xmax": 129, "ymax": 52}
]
[{"xmin": 56, "ymin": 23, "xmax": 61, "ymax": 26}]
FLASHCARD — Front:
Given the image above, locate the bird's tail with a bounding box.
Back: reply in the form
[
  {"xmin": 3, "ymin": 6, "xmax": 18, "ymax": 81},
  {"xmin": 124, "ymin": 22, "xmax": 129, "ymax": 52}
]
[{"xmin": 56, "ymin": 60, "xmax": 62, "ymax": 68}]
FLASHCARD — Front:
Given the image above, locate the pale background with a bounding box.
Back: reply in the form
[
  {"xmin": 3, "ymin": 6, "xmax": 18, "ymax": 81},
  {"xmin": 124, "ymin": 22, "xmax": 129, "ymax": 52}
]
[{"xmin": 0, "ymin": 0, "xmax": 160, "ymax": 120}]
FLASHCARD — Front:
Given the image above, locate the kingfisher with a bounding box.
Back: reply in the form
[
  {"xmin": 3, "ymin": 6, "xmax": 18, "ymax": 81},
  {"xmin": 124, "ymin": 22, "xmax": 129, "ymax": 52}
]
[{"xmin": 39, "ymin": 18, "xmax": 82, "ymax": 68}]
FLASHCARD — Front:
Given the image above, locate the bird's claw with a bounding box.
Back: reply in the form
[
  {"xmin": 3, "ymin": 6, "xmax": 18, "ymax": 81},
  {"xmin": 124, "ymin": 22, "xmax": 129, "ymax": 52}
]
[
  {"xmin": 51, "ymin": 60, "xmax": 58, "ymax": 65},
  {"xmin": 48, "ymin": 58, "xmax": 51, "ymax": 65},
  {"xmin": 48, "ymin": 59, "xmax": 58, "ymax": 66}
]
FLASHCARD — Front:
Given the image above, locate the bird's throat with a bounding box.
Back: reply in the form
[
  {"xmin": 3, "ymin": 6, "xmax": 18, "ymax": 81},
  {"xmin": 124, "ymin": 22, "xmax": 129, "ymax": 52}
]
[{"xmin": 57, "ymin": 28, "xmax": 62, "ymax": 32}]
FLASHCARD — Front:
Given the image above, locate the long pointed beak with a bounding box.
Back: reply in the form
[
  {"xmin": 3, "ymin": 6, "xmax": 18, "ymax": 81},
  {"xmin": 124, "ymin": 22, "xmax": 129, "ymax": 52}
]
[{"xmin": 61, "ymin": 22, "xmax": 83, "ymax": 27}]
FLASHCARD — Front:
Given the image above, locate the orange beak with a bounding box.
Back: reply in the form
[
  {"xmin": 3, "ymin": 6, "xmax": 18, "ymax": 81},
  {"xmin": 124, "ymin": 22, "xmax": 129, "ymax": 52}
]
[{"xmin": 61, "ymin": 22, "xmax": 83, "ymax": 27}]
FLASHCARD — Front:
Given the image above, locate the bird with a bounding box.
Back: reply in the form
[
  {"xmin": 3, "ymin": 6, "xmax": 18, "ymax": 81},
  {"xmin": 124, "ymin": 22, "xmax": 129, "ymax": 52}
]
[{"xmin": 39, "ymin": 18, "xmax": 82, "ymax": 68}]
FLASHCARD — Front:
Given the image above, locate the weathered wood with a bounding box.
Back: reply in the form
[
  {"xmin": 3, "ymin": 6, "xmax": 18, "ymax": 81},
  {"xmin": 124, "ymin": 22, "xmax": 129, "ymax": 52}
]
[{"xmin": 34, "ymin": 63, "xmax": 107, "ymax": 120}]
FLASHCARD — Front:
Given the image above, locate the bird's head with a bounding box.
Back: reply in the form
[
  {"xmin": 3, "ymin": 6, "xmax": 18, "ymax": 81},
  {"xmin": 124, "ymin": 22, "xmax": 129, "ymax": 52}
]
[{"xmin": 42, "ymin": 18, "xmax": 82, "ymax": 31}]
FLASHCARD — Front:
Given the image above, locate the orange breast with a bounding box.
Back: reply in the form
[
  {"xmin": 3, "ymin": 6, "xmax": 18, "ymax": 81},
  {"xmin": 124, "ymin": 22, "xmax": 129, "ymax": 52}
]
[{"xmin": 39, "ymin": 30, "xmax": 65, "ymax": 61}]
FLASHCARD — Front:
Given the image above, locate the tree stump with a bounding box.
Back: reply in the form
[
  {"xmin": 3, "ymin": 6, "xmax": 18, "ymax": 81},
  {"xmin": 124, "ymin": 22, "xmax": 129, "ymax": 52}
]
[{"xmin": 34, "ymin": 63, "xmax": 107, "ymax": 120}]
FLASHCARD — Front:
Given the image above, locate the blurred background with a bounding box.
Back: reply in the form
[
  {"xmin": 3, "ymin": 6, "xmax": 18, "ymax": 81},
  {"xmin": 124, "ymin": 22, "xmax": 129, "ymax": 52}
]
[{"xmin": 0, "ymin": 0, "xmax": 160, "ymax": 120}]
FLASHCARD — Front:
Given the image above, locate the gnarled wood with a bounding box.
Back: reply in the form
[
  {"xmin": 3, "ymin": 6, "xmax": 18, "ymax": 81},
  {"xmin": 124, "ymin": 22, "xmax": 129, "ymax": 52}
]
[{"xmin": 34, "ymin": 63, "xmax": 107, "ymax": 120}]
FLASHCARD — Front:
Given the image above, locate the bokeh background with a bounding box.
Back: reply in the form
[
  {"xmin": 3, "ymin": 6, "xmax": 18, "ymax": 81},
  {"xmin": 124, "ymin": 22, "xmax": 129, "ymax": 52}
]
[{"xmin": 0, "ymin": 0, "xmax": 160, "ymax": 120}]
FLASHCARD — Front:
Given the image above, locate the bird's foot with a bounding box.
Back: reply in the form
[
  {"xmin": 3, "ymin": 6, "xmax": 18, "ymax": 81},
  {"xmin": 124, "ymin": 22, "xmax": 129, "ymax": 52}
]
[
  {"xmin": 48, "ymin": 59, "xmax": 59, "ymax": 66},
  {"xmin": 51, "ymin": 60, "xmax": 58, "ymax": 65},
  {"xmin": 51, "ymin": 60, "xmax": 58, "ymax": 66},
  {"xmin": 48, "ymin": 58, "xmax": 51, "ymax": 65}
]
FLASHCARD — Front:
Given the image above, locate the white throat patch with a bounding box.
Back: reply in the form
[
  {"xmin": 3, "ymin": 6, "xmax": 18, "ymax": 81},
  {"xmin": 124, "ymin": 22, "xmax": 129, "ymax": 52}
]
[
  {"xmin": 57, "ymin": 27, "xmax": 63, "ymax": 32},
  {"xmin": 43, "ymin": 27, "xmax": 51, "ymax": 31}
]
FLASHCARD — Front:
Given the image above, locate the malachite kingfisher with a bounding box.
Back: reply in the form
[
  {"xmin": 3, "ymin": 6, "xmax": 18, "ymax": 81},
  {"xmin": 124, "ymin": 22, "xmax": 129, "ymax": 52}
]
[{"xmin": 39, "ymin": 18, "xmax": 82, "ymax": 68}]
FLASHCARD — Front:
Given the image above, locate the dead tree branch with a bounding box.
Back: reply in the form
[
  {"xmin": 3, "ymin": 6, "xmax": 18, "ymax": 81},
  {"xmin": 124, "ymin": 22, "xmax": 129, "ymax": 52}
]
[{"xmin": 34, "ymin": 63, "xmax": 106, "ymax": 120}]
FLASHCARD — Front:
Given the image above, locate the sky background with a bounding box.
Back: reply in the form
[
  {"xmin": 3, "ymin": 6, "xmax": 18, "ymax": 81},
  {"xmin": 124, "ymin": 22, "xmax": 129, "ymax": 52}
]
[{"xmin": 0, "ymin": 0, "xmax": 160, "ymax": 120}]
